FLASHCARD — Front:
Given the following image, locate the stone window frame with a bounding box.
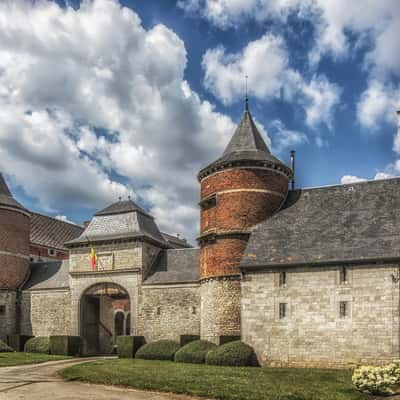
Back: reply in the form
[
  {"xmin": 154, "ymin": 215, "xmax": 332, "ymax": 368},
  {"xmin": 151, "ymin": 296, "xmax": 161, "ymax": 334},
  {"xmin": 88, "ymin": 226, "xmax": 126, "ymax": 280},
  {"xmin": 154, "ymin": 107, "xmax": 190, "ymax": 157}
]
[
  {"xmin": 275, "ymin": 299, "xmax": 290, "ymax": 321},
  {"xmin": 48, "ymin": 248, "xmax": 57, "ymax": 257},
  {"xmin": 279, "ymin": 302, "xmax": 287, "ymax": 319},
  {"xmin": 336, "ymin": 265, "xmax": 352, "ymax": 287},
  {"xmin": 279, "ymin": 271, "xmax": 287, "ymax": 287}
]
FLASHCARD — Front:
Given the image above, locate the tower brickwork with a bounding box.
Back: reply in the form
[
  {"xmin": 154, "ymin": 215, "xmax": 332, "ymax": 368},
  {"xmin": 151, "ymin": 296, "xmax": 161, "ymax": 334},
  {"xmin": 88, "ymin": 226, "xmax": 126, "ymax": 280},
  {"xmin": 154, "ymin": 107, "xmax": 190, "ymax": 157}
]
[
  {"xmin": 198, "ymin": 102, "xmax": 292, "ymax": 343},
  {"xmin": 0, "ymin": 173, "xmax": 30, "ymax": 339}
]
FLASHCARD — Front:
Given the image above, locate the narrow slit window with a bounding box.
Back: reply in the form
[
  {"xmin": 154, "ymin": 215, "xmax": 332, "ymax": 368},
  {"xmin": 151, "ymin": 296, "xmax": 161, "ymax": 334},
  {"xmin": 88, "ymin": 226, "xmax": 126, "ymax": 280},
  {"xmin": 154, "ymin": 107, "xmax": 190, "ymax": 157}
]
[
  {"xmin": 279, "ymin": 303, "xmax": 287, "ymax": 319},
  {"xmin": 156, "ymin": 306, "xmax": 161, "ymax": 315},
  {"xmin": 279, "ymin": 271, "xmax": 286, "ymax": 287},
  {"xmin": 339, "ymin": 301, "xmax": 348, "ymax": 318},
  {"xmin": 0, "ymin": 305, "xmax": 5, "ymax": 316},
  {"xmin": 340, "ymin": 267, "xmax": 347, "ymax": 284}
]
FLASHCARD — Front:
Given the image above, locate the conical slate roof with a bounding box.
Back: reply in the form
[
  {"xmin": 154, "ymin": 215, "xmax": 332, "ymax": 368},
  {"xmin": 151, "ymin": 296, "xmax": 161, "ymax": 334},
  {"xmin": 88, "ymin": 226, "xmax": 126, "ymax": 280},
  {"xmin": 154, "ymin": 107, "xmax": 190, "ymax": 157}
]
[
  {"xmin": 66, "ymin": 199, "xmax": 167, "ymax": 247},
  {"xmin": 0, "ymin": 172, "xmax": 28, "ymax": 212},
  {"xmin": 198, "ymin": 102, "xmax": 292, "ymax": 180}
]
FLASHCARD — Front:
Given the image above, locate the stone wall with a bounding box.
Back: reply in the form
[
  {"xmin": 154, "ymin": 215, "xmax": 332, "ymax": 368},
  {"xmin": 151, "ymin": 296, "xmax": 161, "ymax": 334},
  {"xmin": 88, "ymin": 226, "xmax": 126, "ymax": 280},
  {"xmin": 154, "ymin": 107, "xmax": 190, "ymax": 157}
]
[
  {"xmin": 20, "ymin": 289, "xmax": 72, "ymax": 336},
  {"xmin": 0, "ymin": 290, "xmax": 17, "ymax": 340},
  {"xmin": 138, "ymin": 284, "xmax": 200, "ymax": 342},
  {"xmin": 200, "ymin": 277, "xmax": 241, "ymax": 343},
  {"xmin": 242, "ymin": 264, "xmax": 400, "ymax": 368},
  {"xmin": 69, "ymin": 241, "xmax": 143, "ymax": 273}
]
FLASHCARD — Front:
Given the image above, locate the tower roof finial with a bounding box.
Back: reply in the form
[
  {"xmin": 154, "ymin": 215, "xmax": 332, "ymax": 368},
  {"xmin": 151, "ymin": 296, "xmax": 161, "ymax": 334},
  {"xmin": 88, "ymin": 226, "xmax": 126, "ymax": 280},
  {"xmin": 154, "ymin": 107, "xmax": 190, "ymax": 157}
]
[{"xmin": 245, "ymin": 75, "xmax": 249, "ymax": 111}]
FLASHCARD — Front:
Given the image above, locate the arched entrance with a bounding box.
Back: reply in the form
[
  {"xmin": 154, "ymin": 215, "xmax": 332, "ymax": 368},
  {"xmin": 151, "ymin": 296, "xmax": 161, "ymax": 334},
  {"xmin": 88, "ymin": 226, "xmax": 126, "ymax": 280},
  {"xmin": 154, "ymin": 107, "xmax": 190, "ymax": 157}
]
[{"xmin": 80, "ymin": 282, "xmax": 130, "ymax": 355}]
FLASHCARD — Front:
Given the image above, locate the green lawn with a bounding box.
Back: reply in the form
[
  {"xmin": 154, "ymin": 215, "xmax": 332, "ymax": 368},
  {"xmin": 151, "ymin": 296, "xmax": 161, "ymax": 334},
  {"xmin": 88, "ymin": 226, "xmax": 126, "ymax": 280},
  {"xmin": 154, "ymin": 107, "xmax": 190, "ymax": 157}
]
[
  {"xmin": 0, "ymin": 352, "xmax": 69, "ymax": 367},
  {"xmin": 61, "ymin": 358, "xmax": 367, "ymax": 400}
]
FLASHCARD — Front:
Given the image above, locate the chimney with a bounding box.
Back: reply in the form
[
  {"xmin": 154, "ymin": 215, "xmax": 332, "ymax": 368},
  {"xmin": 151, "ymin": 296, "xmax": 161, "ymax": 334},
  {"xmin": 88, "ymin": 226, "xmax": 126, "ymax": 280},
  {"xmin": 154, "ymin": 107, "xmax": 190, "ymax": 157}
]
[{"xmin": 290, "ymin": 150, "xmax": 296, "ymax": 190}]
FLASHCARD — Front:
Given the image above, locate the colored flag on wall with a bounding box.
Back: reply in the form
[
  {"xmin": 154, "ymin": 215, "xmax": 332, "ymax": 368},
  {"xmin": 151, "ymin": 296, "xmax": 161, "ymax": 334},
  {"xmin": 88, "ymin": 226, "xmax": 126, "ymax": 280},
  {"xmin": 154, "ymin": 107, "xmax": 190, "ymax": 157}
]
[{"xmin": 91, "ymin": 246, "xmax": 97, "ymax": 271}]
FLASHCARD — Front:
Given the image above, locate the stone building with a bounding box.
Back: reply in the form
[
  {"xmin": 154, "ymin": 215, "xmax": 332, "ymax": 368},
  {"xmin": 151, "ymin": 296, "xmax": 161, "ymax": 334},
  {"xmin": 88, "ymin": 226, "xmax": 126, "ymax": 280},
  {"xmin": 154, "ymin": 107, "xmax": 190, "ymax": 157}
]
[{"xmin": 1, "ymin": 102, "xmax": 400, "ymax": 367}]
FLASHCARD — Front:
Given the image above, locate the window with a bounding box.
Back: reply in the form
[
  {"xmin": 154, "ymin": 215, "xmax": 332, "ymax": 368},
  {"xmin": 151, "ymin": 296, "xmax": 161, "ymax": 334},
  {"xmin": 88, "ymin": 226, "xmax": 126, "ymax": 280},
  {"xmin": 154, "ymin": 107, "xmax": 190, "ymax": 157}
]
[
  {"xmin": 279, "ymin": 303, "xmax": 287, "ymax": 319},
  {"xmin": 192, "ymin": 306, "xmax": 196, "ymax": 315},
  {"xmin": 156, "ymin": 306, "xmax": 161, "ymax": 315},
  {"xmin": 279, "ymin": 271, "xmax": 286, "ymax": 287},
  {"xmin": 339, "ymin": 301, "xmax": 348, "ymax": 318},
  {"xmin": 340, "ymin": 267, "xmax": 347, "ymax": 284},
  {"xmin": 0, "ymin": 305, "xmax": 5, "ymax": 316},
  {"xmin": 48, "ymin": 248, "xmax": 56, "ymax": 257}
]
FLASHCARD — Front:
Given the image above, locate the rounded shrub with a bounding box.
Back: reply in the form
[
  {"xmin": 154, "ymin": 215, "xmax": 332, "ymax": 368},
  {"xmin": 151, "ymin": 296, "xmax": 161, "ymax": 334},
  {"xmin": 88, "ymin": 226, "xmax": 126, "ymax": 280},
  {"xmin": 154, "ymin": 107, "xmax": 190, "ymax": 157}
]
[
  {"xmin": 0, "ymin": 339, "xmax": 14, "ymax": 352},
  {"xmin": 24, "ymin": 336, "xmax": 50, "ymax": 354},
  {"xmin": 205, "ymin": 340, "xmax": 258, "ymax": 367},
  {"xmin": 174, "ymin": 340, "xmax": 216, "ymax": 364},
  {"xmin": 135, "ymin": 340, "xmax": 180, "ymax": 361}
]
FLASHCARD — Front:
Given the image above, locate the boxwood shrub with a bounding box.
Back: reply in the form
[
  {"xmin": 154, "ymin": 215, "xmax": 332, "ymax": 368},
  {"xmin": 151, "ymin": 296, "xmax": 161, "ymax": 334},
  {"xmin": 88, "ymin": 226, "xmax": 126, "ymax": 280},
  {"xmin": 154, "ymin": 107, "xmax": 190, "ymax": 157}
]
[
  {"xmin": 50, "ymin": 336, "xmax": 81, "ymax": 356},
  {"xmin": 174, "ymin": 340, "xmax": 216, "ymax": 364},
  {"xmin": 0, "ymin": 339, "xmax": 14, "ymax": 352},
  {"xmin": 205, "ymin": 340, "xmax": 258, "ymax": 367},
  {"xmin": 24, "ymin": 336, "xmax": 50, "ymax": 354},
  {"xmin": 117, "ymin": 336, "xmax": 145, "ymax": 358},
  {"xmin": 135, "ymin": 340, "xmax": 180, "ymax": 361}
]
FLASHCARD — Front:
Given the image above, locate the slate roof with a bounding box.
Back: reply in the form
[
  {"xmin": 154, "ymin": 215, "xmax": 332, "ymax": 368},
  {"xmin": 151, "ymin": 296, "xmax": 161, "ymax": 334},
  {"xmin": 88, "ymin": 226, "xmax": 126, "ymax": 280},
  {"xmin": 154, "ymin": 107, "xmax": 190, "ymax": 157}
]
[
  {"xmin": 30, "ymin": 213, "xmax": 83, "ymax": 250},
  {"xmin": 95, "ymin": 199, "xmax": 150, "ymax": 217},
  {"xmin": 161, "ymin": 232, "xmax": 193, "ymax": 248},
  {"xmin": 241, "ymin": 178, "xmax": 400, "ymax": 269},
  {"xmin": 67, "ymin": 200, "xmax": 166, "ymax": 246},
  {"xmin": 198, "ymin": 104, "xmax": 291, "ymax": 179},
  {"xmin": 23, "ymin": 260, "xmax": 70, "ymax": 290},
  {"xmin": 0, "ymin": 172, "xmax": 28, "ymax": 213},
  {"xmin": 144, "ymin": 248, "xmax": 200, "ymax": 284}
]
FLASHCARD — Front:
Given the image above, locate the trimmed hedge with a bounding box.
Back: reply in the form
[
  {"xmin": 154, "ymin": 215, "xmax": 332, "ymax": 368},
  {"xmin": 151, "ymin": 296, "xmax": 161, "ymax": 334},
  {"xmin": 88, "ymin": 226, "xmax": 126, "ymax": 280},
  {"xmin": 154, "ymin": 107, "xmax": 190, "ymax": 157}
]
[
  {"xmin": 7, "ymin": 335, "xmax": 33, "ymax": 352},
  {"xmin": 0, "ymin": 339, "xmax": 14, "ymax": 352},
  {"xmin": 50, "ymin": 336, "xmax": 81, "ymax": 356},
  {"xmin": 174, "ymin": 340, "xmax": 216, "ymax": 364},
  {"xmin": 135, "ymin": 340, "xmax": 180, "ymax": 361},
  {"xmin": 24, "ymin": 337, "xmax": 50, "ymax": 354},
  {"xmin": 180, "ymin": 335, "xmax": 200, "ymax": 347},
  {"xmin": 205, "ymin": 340, "xmax": 258, "ymax": 367},
  {"xmin": 117, "ymin": 336, "xmax": 145, "ymax": 358}
]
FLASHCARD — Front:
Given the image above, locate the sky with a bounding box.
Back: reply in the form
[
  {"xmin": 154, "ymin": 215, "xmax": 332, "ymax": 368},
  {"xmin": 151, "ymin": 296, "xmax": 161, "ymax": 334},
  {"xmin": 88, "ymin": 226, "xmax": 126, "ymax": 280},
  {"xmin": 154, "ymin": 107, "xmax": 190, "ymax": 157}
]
[{"xmin": 0, "ymin": 0, "xmax": 399, "ymax": 243}]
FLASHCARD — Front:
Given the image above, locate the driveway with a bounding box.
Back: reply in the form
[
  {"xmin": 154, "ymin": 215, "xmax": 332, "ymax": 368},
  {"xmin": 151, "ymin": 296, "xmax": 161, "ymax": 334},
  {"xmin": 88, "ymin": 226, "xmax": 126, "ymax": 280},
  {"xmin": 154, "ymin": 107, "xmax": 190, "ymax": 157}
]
[{"xmin": 0, "ymin": 358, "xmax": 200, "ymax": 400}]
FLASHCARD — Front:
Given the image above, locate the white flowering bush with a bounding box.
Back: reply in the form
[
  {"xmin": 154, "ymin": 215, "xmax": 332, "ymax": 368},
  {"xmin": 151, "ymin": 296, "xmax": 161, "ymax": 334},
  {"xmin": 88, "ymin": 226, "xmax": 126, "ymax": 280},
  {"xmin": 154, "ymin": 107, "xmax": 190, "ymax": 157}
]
[{"xmin": 352, "ymin": 361, "xmax": 400, "ymax": 395}]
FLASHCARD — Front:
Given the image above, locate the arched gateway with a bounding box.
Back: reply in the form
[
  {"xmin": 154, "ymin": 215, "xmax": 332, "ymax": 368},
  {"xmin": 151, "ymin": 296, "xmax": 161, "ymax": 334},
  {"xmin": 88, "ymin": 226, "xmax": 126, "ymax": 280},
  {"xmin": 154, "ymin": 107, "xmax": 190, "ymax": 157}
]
[{"xmin": 80, "ymin": 282, "xmax": 130, "ymax": 354}]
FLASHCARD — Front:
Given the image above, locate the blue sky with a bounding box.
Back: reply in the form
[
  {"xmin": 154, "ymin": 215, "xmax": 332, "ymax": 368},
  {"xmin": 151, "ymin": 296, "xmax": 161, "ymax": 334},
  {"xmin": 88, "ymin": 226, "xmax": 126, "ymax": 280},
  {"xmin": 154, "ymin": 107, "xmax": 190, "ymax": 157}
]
[{"xmin": 0, "ymin": 0, "xmax": 399, "ymax": 241}]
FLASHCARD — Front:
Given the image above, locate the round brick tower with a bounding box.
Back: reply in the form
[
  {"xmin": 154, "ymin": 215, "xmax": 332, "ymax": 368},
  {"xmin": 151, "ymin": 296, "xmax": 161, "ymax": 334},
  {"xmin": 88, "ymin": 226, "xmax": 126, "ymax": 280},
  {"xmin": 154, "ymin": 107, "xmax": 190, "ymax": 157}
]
[
  {"xmin": 0, "ymin": 173, "xmax": 30, "ymax": 290},
  {"xmin": 197, "ymin": 100, "xmax": 292, "ymax": 343}
]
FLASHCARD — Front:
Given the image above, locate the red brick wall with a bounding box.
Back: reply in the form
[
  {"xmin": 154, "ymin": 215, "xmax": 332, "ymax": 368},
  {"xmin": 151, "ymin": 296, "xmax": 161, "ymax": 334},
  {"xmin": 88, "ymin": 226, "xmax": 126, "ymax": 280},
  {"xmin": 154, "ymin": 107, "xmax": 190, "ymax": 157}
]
[
  {"xmin": 0, "ymin": 208, "xmax": 30, "ymax": 289},
  {"xmin": 199, "ymin": 167, "xmax": 288, "ymax": 280},
  {"xmin": 30, "ymin": 244, "xmax": 69, "ymax": 260},
  {"xmin": 200, "ymin": 238, "xmax": 248, "ymax": 277},
  {"xmin": 201, "ymin": 168, "xmax": 288, "ymax": 198}
]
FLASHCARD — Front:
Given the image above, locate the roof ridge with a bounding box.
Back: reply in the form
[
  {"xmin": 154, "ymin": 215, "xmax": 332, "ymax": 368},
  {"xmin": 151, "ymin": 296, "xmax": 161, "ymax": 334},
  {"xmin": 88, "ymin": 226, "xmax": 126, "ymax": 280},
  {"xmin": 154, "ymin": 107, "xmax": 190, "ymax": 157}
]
[{"xmin": 30, "ymin": 211, "xmax": 83, "ymax": 228}]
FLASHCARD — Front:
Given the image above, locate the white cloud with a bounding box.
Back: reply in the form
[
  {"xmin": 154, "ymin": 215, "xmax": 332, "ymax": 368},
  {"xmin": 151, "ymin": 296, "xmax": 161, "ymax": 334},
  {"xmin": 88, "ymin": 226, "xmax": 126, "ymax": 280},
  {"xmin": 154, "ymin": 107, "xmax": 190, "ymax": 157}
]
[
  {"xmin": 340, "ymin": 175, "xmax": 367, "ymax": 185},
  {"xmin": 0, "ymin": 0, "xmax": 242, "ymax": 242},
  {"xmin": 269, "ymin": 120, "xmax": 307, "ymax": 153},
  {"xmin": 202, "ymin": 34, "xmax": 341, "ymax": 129},
  {"xmin": 55, "ymin": 215, "xmax": 79, "ymax": 225},
  {"xmin": 357, "ymin": 80, "xmax": 400, "ymax": 129}
]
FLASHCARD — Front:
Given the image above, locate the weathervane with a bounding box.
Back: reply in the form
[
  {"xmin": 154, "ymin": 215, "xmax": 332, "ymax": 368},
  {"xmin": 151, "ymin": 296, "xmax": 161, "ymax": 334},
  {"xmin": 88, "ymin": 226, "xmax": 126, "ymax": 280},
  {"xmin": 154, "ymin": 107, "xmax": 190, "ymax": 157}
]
[{"xmin": 245, "ymin": 75, "xmax": 249, "ymax": 111}]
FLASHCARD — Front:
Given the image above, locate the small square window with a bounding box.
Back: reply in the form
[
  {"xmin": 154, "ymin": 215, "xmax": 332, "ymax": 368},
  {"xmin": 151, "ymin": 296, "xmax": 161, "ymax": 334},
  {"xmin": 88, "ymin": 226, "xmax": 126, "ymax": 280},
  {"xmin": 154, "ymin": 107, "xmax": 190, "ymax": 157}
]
[
  {"xmin": 339, "ymin": 301, "xmax": 348, "ymax": 318},
  {"xmin": 279, "ymin": 271, "xmax": 286, "ymax": 287},
  {"xmin": 279, "ymin": 303, "xmax": 287, "ymax": 319},
  {"xmin": 340, "ymin": 267, "xmax": 347, "ymax": 284},
  {"xmin": 0, "ymin": 305, "xmax": 5, "ymax": 316},
  {"xmin": 48, "ymin": 248, "xmax": 56, "ymax": 257}
]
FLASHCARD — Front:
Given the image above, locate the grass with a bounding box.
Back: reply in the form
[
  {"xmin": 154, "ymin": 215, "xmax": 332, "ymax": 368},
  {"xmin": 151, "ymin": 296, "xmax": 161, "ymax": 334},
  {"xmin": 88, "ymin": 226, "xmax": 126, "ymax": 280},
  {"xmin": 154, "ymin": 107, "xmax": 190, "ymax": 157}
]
[
  {"xmin": 61, "ymin": 358, "xmax": 368, "ymax": 400},
  {"xmin": 0, "ymin": 352, "xmax": 70, "ymax": 367}
]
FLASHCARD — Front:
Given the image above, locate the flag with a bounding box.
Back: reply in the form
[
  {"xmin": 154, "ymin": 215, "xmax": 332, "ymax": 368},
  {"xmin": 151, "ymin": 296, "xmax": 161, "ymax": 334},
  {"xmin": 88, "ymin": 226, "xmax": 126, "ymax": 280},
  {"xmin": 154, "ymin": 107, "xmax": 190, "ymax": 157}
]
[{"xmin": 90, "ymin": 246, "xmax": 97, "ymax": 271}]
